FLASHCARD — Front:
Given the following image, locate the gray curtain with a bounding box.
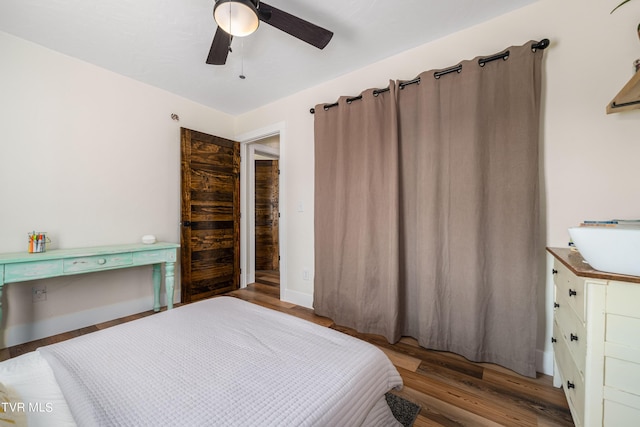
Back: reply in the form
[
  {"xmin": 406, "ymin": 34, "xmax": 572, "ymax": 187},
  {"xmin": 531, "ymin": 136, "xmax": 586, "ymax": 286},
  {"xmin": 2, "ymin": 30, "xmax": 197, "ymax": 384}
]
[
  {"xmin": 314, "ymin": 84, "xmax": 401, "ymax": 343},
  {"xmin": 398, "ymin": 43, "xmax": 542, "ymax": 377},
  {"xmin": 314, "ymin": 41, "xmax": 543, "ymax": 377}
]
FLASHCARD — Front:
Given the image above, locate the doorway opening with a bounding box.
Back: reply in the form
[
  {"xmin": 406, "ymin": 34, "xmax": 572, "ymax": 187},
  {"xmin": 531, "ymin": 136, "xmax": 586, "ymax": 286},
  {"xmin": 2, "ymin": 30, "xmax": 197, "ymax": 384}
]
[
  {"xmin": 254, "ymin": 144, "xmax": 280, "ymax": 290},
  {"xmin": 240, "ymin": 130, "xmax": 282, "ymax": 296}
]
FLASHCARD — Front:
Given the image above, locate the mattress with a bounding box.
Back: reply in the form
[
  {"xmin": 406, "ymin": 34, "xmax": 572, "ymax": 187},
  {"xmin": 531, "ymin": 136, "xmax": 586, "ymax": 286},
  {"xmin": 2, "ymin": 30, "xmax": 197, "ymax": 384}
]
[{"xmin": 1, "ymin": 296, "xmax": 402, "ymax": 426}]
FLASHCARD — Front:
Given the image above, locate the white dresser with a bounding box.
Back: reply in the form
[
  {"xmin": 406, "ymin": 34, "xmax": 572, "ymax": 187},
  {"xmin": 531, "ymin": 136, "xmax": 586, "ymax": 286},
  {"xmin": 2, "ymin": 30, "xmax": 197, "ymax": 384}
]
[{"xmin": 549, "ymin": 248, "xmax": 640, "ymax": 427}]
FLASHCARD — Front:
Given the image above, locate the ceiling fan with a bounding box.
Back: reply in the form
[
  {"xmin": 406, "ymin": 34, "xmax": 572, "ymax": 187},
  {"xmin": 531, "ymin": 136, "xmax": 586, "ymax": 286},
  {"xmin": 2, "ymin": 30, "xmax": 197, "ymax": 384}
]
[{"xmin": 206, "ymin": 0, "xmax": 334, "ymax": 65}]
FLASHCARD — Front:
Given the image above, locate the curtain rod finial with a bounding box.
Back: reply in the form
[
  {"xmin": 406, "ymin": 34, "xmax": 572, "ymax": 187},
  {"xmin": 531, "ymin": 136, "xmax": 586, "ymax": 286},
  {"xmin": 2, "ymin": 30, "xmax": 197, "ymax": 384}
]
[{"xmin": 532, "ymin": 39, "xmax": 550, "ymax": 51}]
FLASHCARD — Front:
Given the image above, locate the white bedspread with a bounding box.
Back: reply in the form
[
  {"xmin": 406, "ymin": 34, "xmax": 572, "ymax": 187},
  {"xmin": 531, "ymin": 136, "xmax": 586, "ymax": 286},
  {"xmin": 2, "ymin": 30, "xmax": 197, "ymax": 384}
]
[{"xmin": 38, "ymin": 297, "xmax": 402, "ymax": 426}]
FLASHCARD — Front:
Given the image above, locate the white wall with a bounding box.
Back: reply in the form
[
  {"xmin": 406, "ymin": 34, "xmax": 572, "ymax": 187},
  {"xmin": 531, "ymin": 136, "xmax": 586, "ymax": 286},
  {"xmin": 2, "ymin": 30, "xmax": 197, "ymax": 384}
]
[
  {"xmin": 234, "ymin": 0, "xmax": 640, "ymax": 374},
  {"xmin": 0, "ymin": 31, "xmax": 235, "ymax": 346}
]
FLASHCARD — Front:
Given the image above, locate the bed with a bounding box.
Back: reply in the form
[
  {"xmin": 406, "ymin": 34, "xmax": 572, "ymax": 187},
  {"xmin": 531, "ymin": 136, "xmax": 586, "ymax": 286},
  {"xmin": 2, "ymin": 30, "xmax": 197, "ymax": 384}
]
[{"xmin": 0, "ymin": 296, "xmax": 403, "ymax": 426}]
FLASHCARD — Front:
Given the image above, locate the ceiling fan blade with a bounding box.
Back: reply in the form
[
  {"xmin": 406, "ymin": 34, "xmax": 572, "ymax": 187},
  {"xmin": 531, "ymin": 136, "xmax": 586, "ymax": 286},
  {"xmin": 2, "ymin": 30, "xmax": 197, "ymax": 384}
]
[
  {"xmin": 206, "ymin": 27, "xmax": 233, "ymax": 65},
  {"xmin": 258, "ymin": 2, "xmax": 333, "ymax": 50}
]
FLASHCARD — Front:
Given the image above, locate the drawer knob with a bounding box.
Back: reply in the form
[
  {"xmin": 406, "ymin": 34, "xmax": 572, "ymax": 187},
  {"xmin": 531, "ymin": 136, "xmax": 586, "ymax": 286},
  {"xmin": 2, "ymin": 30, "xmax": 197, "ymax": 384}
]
[
  {"xmin": 97, "ymin": 258, "xmax": 107, "ymax": 265},
  {"xmin": 568, "ymin": 289, "xmax": 577, "ymax": 297},
  {"xmin": 567, "ymin": 381, "xmax": 575, "ymax": 389},
  {"xmin": 551, "ymin": 337, "xmax": 557, "ymax": 343},
  {"xmin": 554, "ymin": 302, "xmax": 560, "ymax": 308},
  {"xmin": 570, "ymin": 333, "xmax": 578, "ymax": 342},
  {"xmin": 552, "ymin": 268, "xmax": 558, "ymax": 275}
]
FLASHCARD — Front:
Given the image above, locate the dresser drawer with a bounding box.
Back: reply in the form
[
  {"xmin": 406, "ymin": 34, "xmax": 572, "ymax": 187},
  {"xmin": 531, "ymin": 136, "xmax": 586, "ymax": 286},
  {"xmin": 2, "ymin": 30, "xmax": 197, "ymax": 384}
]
[
  {"xmin": 555, "ymin": 293, "xmax": 587, "ymax": 376},
  {"xmin": 132, "ymin": 249, "xmax": 177, "ymax": 265},
  {"xmin": 4, "ymin": 259, "xmax": 63, "ymax": 281},
  {"xmin": 63, "ymin": 253, "xmax": 133, "ymax": 273},
  {"xmin": 554, "ymin": 260, "xmax": 586, "ymax": 322},
  {"xmin": 554, "ymin": 320, "xmax": 585, "ymax": 427}
]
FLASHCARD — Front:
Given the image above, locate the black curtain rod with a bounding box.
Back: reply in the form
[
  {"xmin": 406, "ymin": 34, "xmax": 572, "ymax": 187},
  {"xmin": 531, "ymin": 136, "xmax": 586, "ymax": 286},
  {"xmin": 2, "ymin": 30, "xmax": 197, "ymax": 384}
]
[
  {"xmin": 315, "ymin": 87, "xmax": 391, "ymax": 112},
  {"xmin": 310, "ymin": 38, "xmax": 549, "ymax": 114}
]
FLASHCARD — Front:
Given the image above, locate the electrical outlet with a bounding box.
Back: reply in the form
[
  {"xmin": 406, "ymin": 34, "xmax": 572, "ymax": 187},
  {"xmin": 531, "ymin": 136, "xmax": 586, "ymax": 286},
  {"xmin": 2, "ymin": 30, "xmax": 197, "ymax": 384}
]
[
  {"xmin": 302, "ymin": 269, "xmax": 310, "ymax": 281},
  {"xmin": 32, "ymin": 285, "xmax": 47, "ymax": 303}
]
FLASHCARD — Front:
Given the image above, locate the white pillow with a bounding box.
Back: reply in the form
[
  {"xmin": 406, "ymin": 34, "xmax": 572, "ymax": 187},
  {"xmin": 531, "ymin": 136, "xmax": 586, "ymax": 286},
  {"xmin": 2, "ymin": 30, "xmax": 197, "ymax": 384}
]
[
  {"xmin": 0, "ymin": 381, "xmax": 27, "ymax": 426},
  {"xmin": 0, "ymin": 351, "xmax": 76, "ymax": 426}
]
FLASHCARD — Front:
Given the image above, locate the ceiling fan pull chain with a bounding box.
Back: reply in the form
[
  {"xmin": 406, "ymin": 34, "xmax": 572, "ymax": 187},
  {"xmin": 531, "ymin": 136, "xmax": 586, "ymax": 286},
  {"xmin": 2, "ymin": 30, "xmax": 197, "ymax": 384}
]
[
  {"xmin": 239, "ymin": 39, "xmax": 246, "ymax": 79},
  {"xmin": 227, "ymin": 5, "xmax": 233, "ymax": 54},
  {"xmin": 228, "ymin": 5, "xmax": 232, "ymax": 40}
]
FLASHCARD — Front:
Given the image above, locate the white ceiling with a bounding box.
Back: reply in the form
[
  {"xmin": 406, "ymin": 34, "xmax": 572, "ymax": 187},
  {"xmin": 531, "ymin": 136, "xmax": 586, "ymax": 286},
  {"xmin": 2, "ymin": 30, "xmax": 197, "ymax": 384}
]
[{"xmin": 0, "ymin": 0, "xmax": 537, "ymax": 115}]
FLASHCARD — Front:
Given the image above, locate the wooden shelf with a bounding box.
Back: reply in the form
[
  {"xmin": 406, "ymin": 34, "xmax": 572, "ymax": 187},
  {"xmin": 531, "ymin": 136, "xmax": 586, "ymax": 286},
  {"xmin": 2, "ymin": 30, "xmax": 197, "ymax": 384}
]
[{"xmin": 607, "ymin": 70, "xmax": 640, "ymax": 113}]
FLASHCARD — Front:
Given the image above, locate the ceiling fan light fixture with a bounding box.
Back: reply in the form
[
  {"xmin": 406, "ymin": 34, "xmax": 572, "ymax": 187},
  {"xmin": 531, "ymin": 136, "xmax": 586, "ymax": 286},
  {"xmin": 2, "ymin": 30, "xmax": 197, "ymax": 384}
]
[{"xmin": 214, "ymin": 0, "xmax": 259, "ymax": 37}]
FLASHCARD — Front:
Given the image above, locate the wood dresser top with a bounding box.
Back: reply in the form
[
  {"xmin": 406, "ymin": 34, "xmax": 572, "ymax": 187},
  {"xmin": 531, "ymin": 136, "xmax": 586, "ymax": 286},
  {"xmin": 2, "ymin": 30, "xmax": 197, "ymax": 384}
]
[{"xmin": 547, "ymin": 247, "xmax": 640, "ymax": 285}]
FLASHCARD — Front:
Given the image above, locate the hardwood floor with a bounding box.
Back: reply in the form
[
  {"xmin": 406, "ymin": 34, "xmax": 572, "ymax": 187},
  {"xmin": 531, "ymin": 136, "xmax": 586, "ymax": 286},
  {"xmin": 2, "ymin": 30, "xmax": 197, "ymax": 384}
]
[
  {"xmin": 1, "ymin": 281, "xmax": 573, "ymax": 426},
  {"xmin": 255, "ymin": 269, "xmax": 280, "ymax": 287},
  {"xmin": 228, "ymin": 285, "xmax": 574, "ymax": 427}
]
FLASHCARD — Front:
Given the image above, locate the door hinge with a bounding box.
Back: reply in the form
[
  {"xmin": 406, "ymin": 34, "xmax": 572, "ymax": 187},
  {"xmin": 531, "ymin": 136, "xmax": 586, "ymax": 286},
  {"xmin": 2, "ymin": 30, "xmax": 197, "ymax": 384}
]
[
  {"xmin": 278, "ymin": 212, "xmax": 281, "ymax": 218},
  {"xmin": 278, "ymin": 256, "xmax": 281, "ymax": 261},
  {"xmin": 278, "ymin": 169, "xmax": 280, "ymax": 175}
]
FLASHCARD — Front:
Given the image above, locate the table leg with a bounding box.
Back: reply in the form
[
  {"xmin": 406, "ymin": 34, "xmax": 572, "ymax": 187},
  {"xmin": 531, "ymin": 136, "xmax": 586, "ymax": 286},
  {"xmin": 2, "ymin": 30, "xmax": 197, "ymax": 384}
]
[
  {"xmin": 0, "ymin": 278, "xmax": 4, "ymax": 347},
  {"xmin": 165, "ymin": 262, "xmax": 175, "ymax": 310},
  {"xmin": 152, "ymin": 264, "xmax": 161, "ymax": 312}
]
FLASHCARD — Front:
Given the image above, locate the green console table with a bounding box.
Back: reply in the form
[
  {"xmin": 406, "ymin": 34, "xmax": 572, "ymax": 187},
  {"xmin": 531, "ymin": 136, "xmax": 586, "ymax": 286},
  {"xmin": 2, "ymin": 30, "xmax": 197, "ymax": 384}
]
[{"xmin": 0, "ymin": 242, "xmax": 180, "ymax": 343}]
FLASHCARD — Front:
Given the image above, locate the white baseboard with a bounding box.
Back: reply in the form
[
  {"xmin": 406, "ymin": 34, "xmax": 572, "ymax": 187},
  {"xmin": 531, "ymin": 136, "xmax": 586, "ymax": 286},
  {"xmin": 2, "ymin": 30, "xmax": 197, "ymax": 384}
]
[
  {"xmin": 281, "ymin": 288, "xmax": 313, "ymax": 309},
  {"xmin": 5, "ymin": 297, "xmax": 156, "ymax": 347},
  {"xmin": 536, "ymin": 348, "xmax": 554, "ymax": 376}
]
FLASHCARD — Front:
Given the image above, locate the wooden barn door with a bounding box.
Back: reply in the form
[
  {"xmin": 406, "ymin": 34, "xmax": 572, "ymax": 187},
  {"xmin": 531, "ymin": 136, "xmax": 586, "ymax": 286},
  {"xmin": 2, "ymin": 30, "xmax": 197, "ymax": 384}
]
[
  {"xmin": 180, "ymin": 128, "xmax": 240, "ymax": 303},
  {"xmin": 255, "ymin": 160, "xmax": 279, "ymax": 271}
]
